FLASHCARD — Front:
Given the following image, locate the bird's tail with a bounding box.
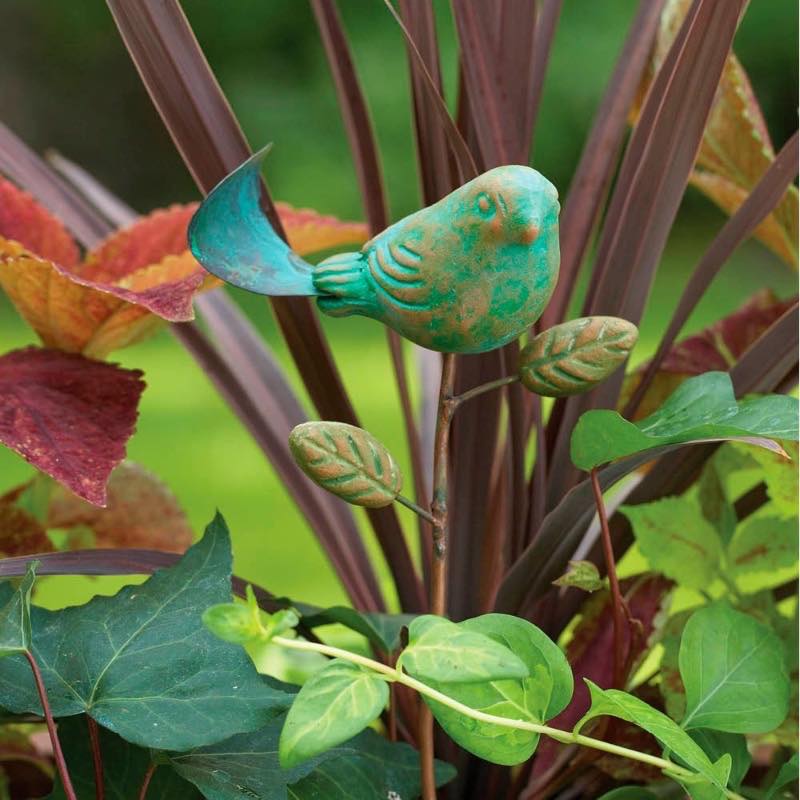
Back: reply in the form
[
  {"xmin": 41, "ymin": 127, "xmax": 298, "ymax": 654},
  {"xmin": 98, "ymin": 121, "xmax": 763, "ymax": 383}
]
[{"xmin": 313, "ymin": 253, "xmax": 375, "ymax": 317}]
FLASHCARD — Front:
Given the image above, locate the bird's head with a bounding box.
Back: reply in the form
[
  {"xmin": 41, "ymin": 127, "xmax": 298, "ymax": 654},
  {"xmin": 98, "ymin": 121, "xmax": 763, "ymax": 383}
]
[{"xmin": 460, "ymin": 165, "xmax": 560, "ymax": 248}]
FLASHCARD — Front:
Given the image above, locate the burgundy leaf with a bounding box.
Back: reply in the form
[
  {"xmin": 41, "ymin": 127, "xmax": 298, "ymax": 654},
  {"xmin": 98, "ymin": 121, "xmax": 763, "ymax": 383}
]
[{"xmin": 0, "ymin": 347, "xmax": 145, "ymax": 505}]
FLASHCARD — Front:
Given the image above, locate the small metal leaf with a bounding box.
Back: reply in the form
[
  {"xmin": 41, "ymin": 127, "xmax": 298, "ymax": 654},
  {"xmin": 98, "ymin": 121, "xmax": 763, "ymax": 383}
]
[
  {"xmin": 289, "ymin": 422, "xmax": 402, "ymax": 508},
  {"xmin": 519, "ymin": 316, "xmax": 638, "ymax": 397}
]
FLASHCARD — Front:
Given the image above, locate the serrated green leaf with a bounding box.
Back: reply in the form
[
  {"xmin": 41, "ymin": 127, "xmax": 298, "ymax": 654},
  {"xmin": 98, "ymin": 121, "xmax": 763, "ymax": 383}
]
[
  {"xmin": 688, "ymin": 729, "xmax": 751, "ymax": 790},
  {"xmin": 518, "ymin": 316, "xmax": 638, "ymax": 397},
  {"xmin": 680, "ymin": 603, "xmax": 790, "ymax": 733},
  {"xmin": 0, "ymin": 514, "xmax": 292, "ymax": 750},
  {"xmin": 553, "ymin": 560, "xmax": 605, "ymax": 592},
  {"xmin": 749, "ymin": 441, "xmax": 798, "ymax": 517},
  {"xmin": 621, "ymin": 498, "xmax": 722, "ymax": 589},
  {"xmin": 399, "ymin": 615, "xmax": 528, "ymax": 683},
  {"xmin": 765, "ymin": 753, "xmax": 799, "ymax": 800},
  {"xmin": 279, "ymin": 660, "xmax": 389, "ymax": 768},
  {"xmin": 727, "ymin": 515, "xmax": 798, "ymax": 576},
  {"xmin": 48, "ymin": 715, "xmax": 201, "ymax": 800},
  {"xmin": 289, "ymin": 421, "xmax": 402, "ymax": 508},
  {"xmin": 576, "ymin": 681, "xmax": 729, "ymax": 790},
  {"xmin": 571, "ymin": 372, "xmax": 798, "ymax": 471},
  {"xmin": 0, "ymin": 561, "xmax": 37, "ymax": 656},
  {"xmin": 419, "ymin": 614, "xmax": 573, "ymax": 765}
]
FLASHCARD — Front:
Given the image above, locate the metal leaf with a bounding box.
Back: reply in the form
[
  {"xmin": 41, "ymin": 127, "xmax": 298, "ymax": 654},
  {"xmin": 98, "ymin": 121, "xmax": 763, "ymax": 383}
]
[
  {"xmin": 519, "ymin": 317, "xmax": 638, "ymax": 397},
  {"xmin": 289, "ymin": 422, "xmax": 403, "ymax": 509}
]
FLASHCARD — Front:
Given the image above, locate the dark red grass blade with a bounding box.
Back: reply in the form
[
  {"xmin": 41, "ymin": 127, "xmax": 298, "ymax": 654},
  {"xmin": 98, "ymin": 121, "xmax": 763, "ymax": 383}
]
[
  {"xmin": 397, "ymin": 0, "xmax": 453, "ymax": 203},
  {"xmin": 311, "ymin": 0, "xmax": 427, "ymax": 608},
  {"xmin": 542, "ymin": 0, "xmax": 665, "ymax": 328},
  {"xmin": 385, "ymin": 0, "xmax": 477, "ymax": 183},
  {"xmin": 624, "ymin": 131, "xmax": 800, "ymax": 417},
  {"xmin": 545, "ymin": 0, "xmax": 747, "ymax": 507},
  {"xmin": 451, "ymin": 1, "xmax": 512, "ymax": 167},
  {"xmin": 106, "ymin": 0, "xmax": 424, "ymax": 611},
  {"xmin": 526, "ymin": 0, "xmax": 562, "ymax": 158}
]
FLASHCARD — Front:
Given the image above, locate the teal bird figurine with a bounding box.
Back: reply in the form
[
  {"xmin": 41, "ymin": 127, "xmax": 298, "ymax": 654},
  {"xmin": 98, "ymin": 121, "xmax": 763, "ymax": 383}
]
[{"xmin": 189, "ymin": 147, "xmax": 560, "ymax": 354}]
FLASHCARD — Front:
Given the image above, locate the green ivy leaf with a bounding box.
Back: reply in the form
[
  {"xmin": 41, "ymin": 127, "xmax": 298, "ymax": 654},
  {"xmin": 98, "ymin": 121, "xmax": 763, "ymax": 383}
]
[
  {"xmin": 289, "ymin": 421, "xmax": 402, "ymax": 508},
  {"xmin": 571, "ymin": 372, "xmax": 798, "ymax": 470},
  {"xmin": 399, "ymin": 615, "xmax": 529, "ymax": 683},
  {"xmin": 764, "ymin": 753, "xmax": 799, "ymax": 800},
  {"xmin": 659, "ymin": 610, "xmax": 693, "ymax": 721},
  {"xmin": 170, "ymin": 719, "xmax": 455, "ymax": 800},
  {"xmin": 732, "ymin": 440, "xmax": 798, "ymax": 518},
  {"xmin": 48, "ymin": 715, "xmax": 201, "ymax": 799},
  {"xmin": 688, "ymin": 729, "xmax": 751, "ymax": 790},
  {"xmin": 518, "ymin": 316, "xmax": 638, "ymax": 397},
  {"xmin": 621, "ymin": 498, "xmax": 722, "ymax": 589},
  {"xmin": 576, "ymin": 681, "xmax": 730, "ymax": 790},
  {"xmin": 419, "ymin": 614, "xmax": 573, "ymax": 765},
  {"xmin": 0, "ymin": 514, "xmax": 292, "ymax": 750},
  {"xmin": 727, "ymin": 515, "xmax": 798, "ymax": 576},
  {"xmin": 279, "ymin": 660, "xmax": 389, "ymax": 769},
  {"xmin": 299, "ymin": 605, "xmax": 416, "ymax": 653},
  {"xmin": 679, "ymin": 603, "xmax": 790, "ymax": 733},
  {"xmin": 552, "ymin": 560, "xmax": 605, "ymax": 592},
  {"xmin": 0, "ymin": 561, "xmax": 37, "ymax": 656}
]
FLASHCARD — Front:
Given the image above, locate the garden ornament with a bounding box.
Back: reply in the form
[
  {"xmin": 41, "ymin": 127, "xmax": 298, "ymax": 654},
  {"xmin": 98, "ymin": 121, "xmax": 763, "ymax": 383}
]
[{"xmin": 189, "ymin": 146, "xmax": 561, "ymax": 353}]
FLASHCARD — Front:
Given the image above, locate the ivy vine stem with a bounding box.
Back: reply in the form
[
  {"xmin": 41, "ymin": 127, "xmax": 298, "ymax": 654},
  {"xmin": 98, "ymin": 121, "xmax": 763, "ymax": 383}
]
[
  {"xmin": 24, "ymin": 650, "xmax": 78, "ymax": 800},
  {"xmin": 138, "ymin": 763, "xmax": 156, "ymax": 800},
  {"xmin": 271, "ymin": 635, "xmax": 746, "ymax": 800}
]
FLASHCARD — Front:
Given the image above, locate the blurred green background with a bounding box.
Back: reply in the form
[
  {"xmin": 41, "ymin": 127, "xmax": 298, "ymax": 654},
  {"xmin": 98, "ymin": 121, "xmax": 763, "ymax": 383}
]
[{"xmin": 0, "ymin": 1, "xmax": 797, "ymax": 611}]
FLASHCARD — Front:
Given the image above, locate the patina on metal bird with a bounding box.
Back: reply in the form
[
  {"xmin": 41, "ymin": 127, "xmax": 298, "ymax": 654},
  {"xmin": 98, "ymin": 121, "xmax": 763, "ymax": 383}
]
[{"xmin": 188, "ymin": 146, "xmax": 560, "ymax": 354}]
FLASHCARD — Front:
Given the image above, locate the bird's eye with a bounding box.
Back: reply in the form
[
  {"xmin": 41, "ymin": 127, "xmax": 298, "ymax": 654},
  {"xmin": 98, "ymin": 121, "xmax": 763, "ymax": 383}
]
[{"xmin": 476, "ymin": 192, "xmax": 495, "ymax": 216}]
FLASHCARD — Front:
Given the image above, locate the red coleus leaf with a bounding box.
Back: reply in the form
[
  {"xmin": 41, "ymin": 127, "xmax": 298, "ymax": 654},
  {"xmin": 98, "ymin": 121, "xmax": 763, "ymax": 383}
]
[
  {"xmin": 0, "ymin": 347, "xmax": 145, "ymax": 505},
  {"xmin": 531, "ymin": 573, "xmax": 673, "ymax": 779},
  {"xmin": 622, "ymin": 290, "xmax": 796, "ymax": 419}
]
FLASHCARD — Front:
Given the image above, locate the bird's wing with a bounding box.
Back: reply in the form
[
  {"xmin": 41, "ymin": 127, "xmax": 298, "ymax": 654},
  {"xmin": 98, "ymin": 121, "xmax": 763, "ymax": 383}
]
[
  {"xmin": 366, "ymin": 237, "xmax": 429, "ymax": 311},
  {"xmin": 188, "ymin": 146, "xmax": 318, "ymax": 297}
]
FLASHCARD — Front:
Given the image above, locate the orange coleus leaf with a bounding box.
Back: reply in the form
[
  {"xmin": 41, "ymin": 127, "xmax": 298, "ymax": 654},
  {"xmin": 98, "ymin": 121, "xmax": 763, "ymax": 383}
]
[
  {"xmin": 0, "ymin": 177, "xmax": 368, "ymax": 358},
  {"xmin": 622, "ymin": 290, "xmax": 795, "ymax": 419},
  {"xmin": 0, "ymin": 347, "xmax": 145, "ymax": 505},
  {"xmin": 0, "ymin": 180, "xmax": 80, "ymax": 268},
  {"xmin": 275, "ymin": 201, "xmax": 369, "ymax": 256},
  {"xmin": 633, "ymin": 0, "xmax": 798, "ymax": 268},
  {"xmin": 42, "ymin": 461, "xmax": 193, "ymax": 553}
]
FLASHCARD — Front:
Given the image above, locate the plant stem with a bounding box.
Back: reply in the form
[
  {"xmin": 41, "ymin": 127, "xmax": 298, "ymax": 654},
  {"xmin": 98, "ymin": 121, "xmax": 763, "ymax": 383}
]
[
  {"xmin": 271, "ymin": 635, "xmax": 745, "ymax": 800},
  {"xmin": 87, "ymin": 716, "xmax": 105, "ymax": 800},
  {"xmin": 452, "ymin": 374, "xmax": 519, "ymax": 407},
  {"xmin": 421, "ymin": 352, "xmax": 457, "ymax": 800},
  {"xmin": 589, "ymin": 468, "xmax": 627, "ymax": 687},
  {"xmin": 396, "ymin": 494, "xmax": 437, "ymax": 525},
  {"xmin": 24, "ymin": 651, "xmax": 77, "ymax": 800},
  {"xmin": 138, "ymin": 763, "xmax": 156, "ymax": 800}
]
